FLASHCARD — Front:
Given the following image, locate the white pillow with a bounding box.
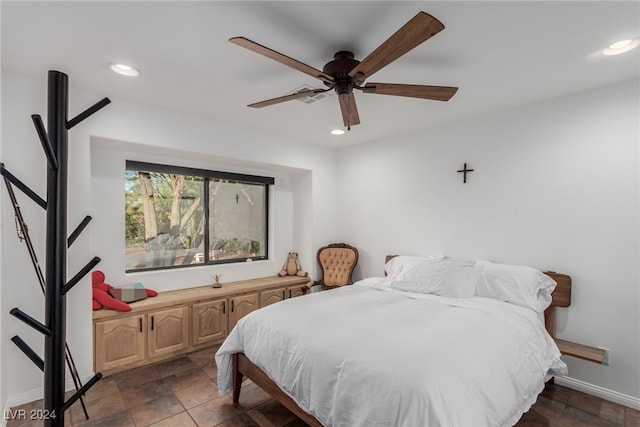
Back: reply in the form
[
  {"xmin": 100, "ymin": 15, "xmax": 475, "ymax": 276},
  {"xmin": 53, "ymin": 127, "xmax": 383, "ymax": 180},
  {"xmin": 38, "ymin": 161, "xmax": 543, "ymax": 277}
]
[
  {"xmin": 389, "ymin": 259, "xmax": 477, "ymax": 298},
  {"xmin": 384, "ymin": 255, "xmax": 444, "ymax": 277},
  {"xmin": 474, "ymin": 260, "xmax": 557, "ymax": 313}
]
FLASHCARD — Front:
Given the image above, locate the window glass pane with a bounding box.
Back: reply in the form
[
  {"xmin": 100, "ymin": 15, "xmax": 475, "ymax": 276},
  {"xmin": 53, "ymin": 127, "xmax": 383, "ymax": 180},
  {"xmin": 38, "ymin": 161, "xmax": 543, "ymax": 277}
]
[
  {"xmin": 125, "ymin": 170, "xmax": 204, "ymax": 271},
  {"xmin": 209, "ymin": 180, "xmax": 266, "ymax": 261}
]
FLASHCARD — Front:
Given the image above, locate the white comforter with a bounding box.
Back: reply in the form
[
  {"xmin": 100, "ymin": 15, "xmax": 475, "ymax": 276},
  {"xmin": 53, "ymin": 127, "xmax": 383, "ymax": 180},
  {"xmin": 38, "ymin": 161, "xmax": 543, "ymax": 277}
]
[{"xmin": 216, "ymin": 277, "xmax": 567, "ymax": 427}]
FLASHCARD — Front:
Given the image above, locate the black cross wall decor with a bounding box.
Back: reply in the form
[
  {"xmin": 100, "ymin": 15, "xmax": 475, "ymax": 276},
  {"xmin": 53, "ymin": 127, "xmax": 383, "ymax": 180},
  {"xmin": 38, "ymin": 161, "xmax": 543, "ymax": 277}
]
[{"xmin": 457, "ymin": 163, "xmax": 474, "ymax": 183}]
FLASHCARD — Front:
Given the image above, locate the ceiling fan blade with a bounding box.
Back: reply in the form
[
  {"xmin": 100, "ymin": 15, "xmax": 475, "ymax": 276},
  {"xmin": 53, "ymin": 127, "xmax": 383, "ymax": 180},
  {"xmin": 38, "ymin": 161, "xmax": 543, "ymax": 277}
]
[
  {"xmin": 348, "ymin": 11, "xmax": 444, "ymax": 81},
  {"xmin": 338, "ymin": 93, "xmax": 360, "ymax": 127},
  {"xmin": 248, "ymin": 88, "xmax": 329, "ymax": 108},
  {"xmin": 230, "ymin": 37, "xmax": 334, "ymax": 83},
  {"xmin": 362, "ymin": 83, "xmax": 458, "ymax": 101}
]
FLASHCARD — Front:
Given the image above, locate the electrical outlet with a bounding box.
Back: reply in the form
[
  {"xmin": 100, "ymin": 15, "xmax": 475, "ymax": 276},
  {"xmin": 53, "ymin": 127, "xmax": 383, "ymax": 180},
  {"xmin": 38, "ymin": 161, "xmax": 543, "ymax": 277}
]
[{"xmin": 598, "ymin": 347, "xmax": 610, "ymax": 366}]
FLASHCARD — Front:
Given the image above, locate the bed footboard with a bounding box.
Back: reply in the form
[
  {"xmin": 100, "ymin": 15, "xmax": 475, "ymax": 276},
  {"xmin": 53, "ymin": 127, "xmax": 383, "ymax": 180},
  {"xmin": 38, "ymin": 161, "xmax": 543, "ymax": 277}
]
[{"xmin": 232, "ymin": 352, "xmax": 323, "ymax": 426}]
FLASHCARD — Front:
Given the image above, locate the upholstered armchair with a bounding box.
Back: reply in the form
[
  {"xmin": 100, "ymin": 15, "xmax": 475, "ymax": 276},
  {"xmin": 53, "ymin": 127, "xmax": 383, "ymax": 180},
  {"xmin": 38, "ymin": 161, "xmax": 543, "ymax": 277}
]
[{"xmin": 314, "ymin": 243, "xmax": 359, "ymax": 290}]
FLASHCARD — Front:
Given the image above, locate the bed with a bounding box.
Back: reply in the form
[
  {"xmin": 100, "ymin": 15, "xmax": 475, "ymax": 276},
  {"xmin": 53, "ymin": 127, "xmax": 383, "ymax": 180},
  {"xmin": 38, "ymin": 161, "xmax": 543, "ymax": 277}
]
[{"xmin": 216, "ymin": 256, "xmax": 570, "ymax": 426}]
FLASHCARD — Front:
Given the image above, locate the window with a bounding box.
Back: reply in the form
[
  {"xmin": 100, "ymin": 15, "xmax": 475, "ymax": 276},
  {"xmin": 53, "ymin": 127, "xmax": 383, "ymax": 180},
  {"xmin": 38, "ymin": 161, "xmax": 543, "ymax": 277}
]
[{"xmin": 125, "ymin": 161, "xmax": 273, "ymax": 272}]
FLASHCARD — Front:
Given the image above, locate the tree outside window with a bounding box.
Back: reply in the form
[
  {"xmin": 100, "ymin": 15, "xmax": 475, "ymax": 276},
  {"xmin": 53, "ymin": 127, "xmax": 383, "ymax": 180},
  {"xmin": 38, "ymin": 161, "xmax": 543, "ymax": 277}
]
[{"xmin": 125, "ymin": 161, "xmax": 271, "ymax": 272}]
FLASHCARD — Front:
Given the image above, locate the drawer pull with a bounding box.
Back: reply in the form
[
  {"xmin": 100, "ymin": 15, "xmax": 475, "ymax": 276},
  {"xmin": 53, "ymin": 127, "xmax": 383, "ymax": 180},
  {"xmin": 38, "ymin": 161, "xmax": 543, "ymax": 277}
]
[
  {"xmin": 151, "ymin": 316, "xmax": 154, "ymax": 331},
  {"xmin": 222, "ymin": 301, "xmax": 226, "ymax": 314},
  {"xmin": 139, "ymin": 318, "xmax": 142, "ymax": 333},
  {"xmin": 231, "ymin": 300, "xmax": 235, "ymax": 312}
]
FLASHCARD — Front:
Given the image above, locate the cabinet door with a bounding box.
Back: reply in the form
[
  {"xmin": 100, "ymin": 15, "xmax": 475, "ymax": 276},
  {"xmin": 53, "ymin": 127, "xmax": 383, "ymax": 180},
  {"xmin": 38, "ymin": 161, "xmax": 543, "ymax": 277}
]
[
  {"xmin": 148, "ymin": 306, "xmax": 190, "ymax": 359},
  {"xmin": 287, "ymin": 284, "xmax": 307, "ymax": 299},
  {"xmin": 94, "ymin": 315, "xmax": 146, "ymax": 372},
  {"xmin": 192, "ymin": 299, "xmax": 226, "ymax": 346},
  {"xmin": 228, "ymin": 293, "xmax": 259, "ymax": 331},
  {"xmin": 260, "ymin": 287, "xmax": 286, "ymax": 307}
]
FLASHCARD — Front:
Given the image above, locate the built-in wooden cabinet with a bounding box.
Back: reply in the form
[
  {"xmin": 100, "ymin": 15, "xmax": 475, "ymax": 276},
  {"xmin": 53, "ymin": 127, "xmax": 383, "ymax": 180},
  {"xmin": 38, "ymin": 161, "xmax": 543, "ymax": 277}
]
[
  {"xmin": 228, "ymin": 293, "xmax": 260, "ymax": 331},
  {"xmin": 260, "ymin": 282, "xmax": 307, "ymax": 307},
  {"xmin": 148, "ymin": 305, "xmax": 190, "ymax": 359},
  {"xmin": 287, "ymin": 284, "xmax": 307, "ymax": 299},
  {"xmin": 192, "ymin": 299, "xmax": 226, "ymax": 346},
  {"xmin": 94, "ymin": 314, "xmax": 146, "ymax": 372},
  {"xmin": 260, "ymin": 287, "xmax": 286, "ymax": 307},
  {"xmin": 93, "ymin": 276, "xmax": 310, "ymax": 376}
]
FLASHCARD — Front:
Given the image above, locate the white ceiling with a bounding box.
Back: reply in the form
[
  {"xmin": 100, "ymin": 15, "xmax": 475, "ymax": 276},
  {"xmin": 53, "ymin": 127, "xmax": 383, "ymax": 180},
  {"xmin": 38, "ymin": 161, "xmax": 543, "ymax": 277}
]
[{"xmin": 2, "ymin": 1, "xmax": 638, "ymax": 147}]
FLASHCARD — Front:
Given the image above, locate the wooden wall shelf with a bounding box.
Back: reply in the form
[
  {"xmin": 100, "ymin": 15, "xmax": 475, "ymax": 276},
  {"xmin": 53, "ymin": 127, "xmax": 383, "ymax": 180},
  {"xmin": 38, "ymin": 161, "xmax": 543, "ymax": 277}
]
[{"xmin": 555, "ymin": 338, "xmax": 607, "ymax": 364}]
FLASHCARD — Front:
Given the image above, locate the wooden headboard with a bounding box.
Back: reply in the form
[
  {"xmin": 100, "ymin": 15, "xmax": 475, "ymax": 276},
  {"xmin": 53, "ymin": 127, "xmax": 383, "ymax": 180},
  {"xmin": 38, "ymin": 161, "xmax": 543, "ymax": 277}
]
[
  {"xmin": 543, "ymin": 272, "xmax": 571, "ymax": 337},
  {"xmin": 384, "ymin": 255, "xmax": 572, "ymax": 338}
]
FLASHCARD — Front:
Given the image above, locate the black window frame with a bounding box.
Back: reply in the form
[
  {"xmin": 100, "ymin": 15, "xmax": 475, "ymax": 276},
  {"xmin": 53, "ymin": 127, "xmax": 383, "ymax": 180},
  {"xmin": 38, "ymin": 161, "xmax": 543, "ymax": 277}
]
[{"xmin": 125, "ymin": 160, "xmax": 274, "ymax": 272}]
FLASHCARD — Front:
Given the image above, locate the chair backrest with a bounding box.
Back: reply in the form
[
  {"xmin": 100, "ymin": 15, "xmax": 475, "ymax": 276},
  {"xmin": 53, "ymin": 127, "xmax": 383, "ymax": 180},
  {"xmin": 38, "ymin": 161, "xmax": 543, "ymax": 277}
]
[{"xmin": 316, "ymin": 243, "xmax": 359, "ymax": 288}]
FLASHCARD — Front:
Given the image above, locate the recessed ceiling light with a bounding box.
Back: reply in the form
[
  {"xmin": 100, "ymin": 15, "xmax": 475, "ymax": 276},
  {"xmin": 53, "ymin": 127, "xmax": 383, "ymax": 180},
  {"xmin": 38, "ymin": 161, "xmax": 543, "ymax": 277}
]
[
  {"xmin": 331, "ymin": 129, "xmax": 345, "ymax": 135},
  {"xmin": 602, "ymin": 39, "xmax": 639, "ymax": 56},
  {"xmin": 109, "ymin": 63, "xmax": 140, "ymax": 76}
]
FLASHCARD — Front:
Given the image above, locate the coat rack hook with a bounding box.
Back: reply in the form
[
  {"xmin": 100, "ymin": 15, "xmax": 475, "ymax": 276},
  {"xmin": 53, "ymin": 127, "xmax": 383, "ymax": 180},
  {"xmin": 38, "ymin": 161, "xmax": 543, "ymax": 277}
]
[
  {"xmin": 1, "ymin": 166, "xmax": 47, "ymax": 209},
  {"xmin": 11, "ymin": 335, "xmax": 45, "ymax": 372},
  {"xmin": 62, "ymin": 257, "xmax": 101, "ymax": 295},
  {"xmin": 10, "ymin": 308, "xmax": 52, "ymax": 336},
  {"xmin": 31, "ymin": 115, "xmax": 58, "ymax": 169},
  {"xmin": 66, "ymin": 97, "xmax": 111, "ymax": 129},
  {"xmin": 67, "ymin": 216, "xmax": 92, "ymax": 248},
  {"xmin": 61, "ymin": 373, "xmax": 102, "ymax": 412}
]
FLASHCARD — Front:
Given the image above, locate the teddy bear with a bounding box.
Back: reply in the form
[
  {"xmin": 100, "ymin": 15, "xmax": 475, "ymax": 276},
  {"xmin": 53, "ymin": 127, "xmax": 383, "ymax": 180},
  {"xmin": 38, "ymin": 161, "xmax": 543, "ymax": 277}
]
[
  {"xmin": 278, "ymin": 252, "xmax": 308, "ymax": 277},
  {"xmin": 92, "ymin": 270, "xmax": 157, "ymax": 312}
]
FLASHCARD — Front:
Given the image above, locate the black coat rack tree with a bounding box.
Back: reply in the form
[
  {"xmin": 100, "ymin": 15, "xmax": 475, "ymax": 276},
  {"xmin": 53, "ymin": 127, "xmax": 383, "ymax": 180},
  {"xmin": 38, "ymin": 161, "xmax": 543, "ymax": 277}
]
[{"xmin": 1, "ymin": 70, "xmax": 110, "ymax": 426}]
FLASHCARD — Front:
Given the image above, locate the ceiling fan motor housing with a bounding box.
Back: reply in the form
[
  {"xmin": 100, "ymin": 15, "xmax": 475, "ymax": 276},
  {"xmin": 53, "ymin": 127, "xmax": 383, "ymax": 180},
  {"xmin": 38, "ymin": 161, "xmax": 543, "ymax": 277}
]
[{"xmin": 323, "ymin": 51, "xmax": 361, "ymax": 96}]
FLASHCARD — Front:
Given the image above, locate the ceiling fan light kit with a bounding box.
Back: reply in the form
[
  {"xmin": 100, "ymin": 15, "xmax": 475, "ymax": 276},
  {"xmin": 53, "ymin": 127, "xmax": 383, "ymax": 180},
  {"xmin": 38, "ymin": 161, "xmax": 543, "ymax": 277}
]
[{"xmin": 230, "ymin": 11, "xmax": 458, "ymax": 130}]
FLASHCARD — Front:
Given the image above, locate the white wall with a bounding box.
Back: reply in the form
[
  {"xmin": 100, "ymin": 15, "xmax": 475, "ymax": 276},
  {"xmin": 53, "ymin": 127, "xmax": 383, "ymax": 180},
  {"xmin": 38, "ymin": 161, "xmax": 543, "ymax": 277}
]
[
  {"xmin": 0, "ymin": 21, "xmax": 4, "ymax": 414},
  {"xmin": 337, "ymin": 79, "xmax": 640, "ymax": 403},
  {"xmin": 0, "ymin": 72, "xmax": 338, "ymax": 409},
  {"xmin": 2, "ymin": 69, "xmax": 638, "ymax": 411}
]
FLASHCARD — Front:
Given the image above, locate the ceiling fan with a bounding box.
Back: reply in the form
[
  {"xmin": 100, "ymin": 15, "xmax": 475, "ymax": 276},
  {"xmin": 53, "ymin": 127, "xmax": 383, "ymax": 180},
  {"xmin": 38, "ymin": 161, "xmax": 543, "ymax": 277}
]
[{"xmin": 230, "ymin": 11, "xmax": 458, "ymax": 130}]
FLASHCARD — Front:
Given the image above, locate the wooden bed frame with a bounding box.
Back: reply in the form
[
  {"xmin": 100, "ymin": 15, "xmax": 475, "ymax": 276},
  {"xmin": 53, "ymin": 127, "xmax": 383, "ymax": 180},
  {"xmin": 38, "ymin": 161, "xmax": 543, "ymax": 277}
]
[
  {"xmin": 233, "ymin": 352, "xmax": 323, "ymax": 426},
  {"xmin": 230, "ymin": 256, "xmax": 599, "ymax": 424}
]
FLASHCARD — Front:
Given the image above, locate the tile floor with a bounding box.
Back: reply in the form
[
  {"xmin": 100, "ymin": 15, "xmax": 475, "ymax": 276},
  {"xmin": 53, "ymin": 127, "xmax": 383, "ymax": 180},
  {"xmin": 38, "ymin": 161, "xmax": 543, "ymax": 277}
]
[{"xmin": 6, "ymin": 346, "xmax": 640, "ymax": 426}]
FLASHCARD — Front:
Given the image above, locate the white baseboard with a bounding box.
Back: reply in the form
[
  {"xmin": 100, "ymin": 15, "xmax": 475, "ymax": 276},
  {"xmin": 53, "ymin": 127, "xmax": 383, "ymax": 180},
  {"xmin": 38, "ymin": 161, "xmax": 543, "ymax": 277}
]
[
  {"xmin": 555, "ymin": 375, "xmax": 640, "ymax": 410},
  {"xmin": 2, "ymin": 373, "xmax": 94, "ymax": 427}
]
